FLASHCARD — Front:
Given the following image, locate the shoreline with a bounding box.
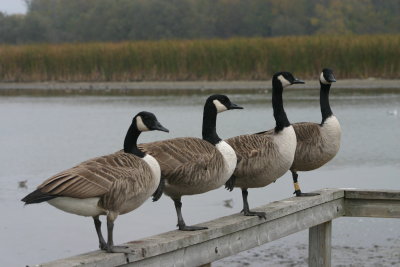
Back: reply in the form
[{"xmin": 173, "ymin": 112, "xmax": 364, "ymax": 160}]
[{"xmin": 0, "ymin": 79, "xmax": 399, "ymax": 96}]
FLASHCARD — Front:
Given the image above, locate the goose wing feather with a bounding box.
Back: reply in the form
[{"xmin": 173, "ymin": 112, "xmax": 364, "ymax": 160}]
[
  {"xmin": 139, "ymin": 137, "xmax": 221, "ymax": 182},
  {"xmin": 226, "ymin": 132, "xmax": 276, "ymax": 161},
  {"xmin": 37, "ymin": 152, "xmax": 149, "ymax": 199},
  {"xmin": 292, "ymin": 122, "xmax": 322, "ymax": 147},
  {"xmin": 291, "ymin": 122, "xmax": 327, "ymax": 171}
]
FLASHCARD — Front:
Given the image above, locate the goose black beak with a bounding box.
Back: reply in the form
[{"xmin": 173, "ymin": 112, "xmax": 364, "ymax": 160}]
[
  {"xmin": 152, "ymin": 122, "xmax": 169, "ymax": 133},
  {"xmin": 228, "ymin": 102, "xmax": 244, "ymax": 110},
  {"xmin": 327, "ymin": 74, "xmax": 336, "ymax": 83},
  {"xmin": 292, "ymin": 78, "xmax": 305, "ymax": 84}
]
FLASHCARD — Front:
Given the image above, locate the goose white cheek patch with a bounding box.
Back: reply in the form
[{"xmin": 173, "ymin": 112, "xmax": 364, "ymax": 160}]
[
  {"xmin": 320, "ymin": 72, "xmax": 329, "ymax": 85},
  {"xmin": 213, "ymin": 99, "xmax": 228, "ymax": 113},
  {"xmin": 136, "ymin": 116, "xmax": 150, "ymax": 131},
  {"xmin": 277, "ymin": 75, "xmax": 291, "ymax": 88}
]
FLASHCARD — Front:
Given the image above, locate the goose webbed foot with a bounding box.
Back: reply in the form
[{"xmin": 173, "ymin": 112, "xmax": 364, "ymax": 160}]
[
  {"xmin": 291, "ymin": 172, "xmax": 319, "ymax": 197},
  {"xmin": 294, "ymin": 190, "xmax": 320, "ymax": 197},
  {"xmin": 177, "ymin": 223, "xmax": 208, "ymax": 231},
  {"xmin": 173, "ymin": 198, "xmax": 207, "ymax": 231},
  {"xmin": 99, "ymin": 241, "xmax": 107, "ymax": 250},
  {"xmin": 241, "ymin": 209, "xmax": 267, "ymax": 219},
  {"xmin": 101, "ymin": 213, "xmax": 136, "ymax": 254},
  {"xmin": 225, "ymin": 175, "xmax": 236, "ymax": 191},
  {"xmin": 152, "ymin": 178, "xmax": 165, "ymax": 202},
  {"xmin": 240, "ymin": 189, "xmax": 266, "ymax": 219}
]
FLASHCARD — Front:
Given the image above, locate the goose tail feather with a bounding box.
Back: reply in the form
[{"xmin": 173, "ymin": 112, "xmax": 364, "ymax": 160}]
[{"xmin": 21, "ymin": 189, "xmax": 57, "ymax": 204}]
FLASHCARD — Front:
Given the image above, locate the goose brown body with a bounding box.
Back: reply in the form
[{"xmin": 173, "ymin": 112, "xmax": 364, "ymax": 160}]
[
  {"xmin": 140, "ymin": 137, "xmax": 232, "ymax": 198},
  {"xmin": 36, "ymin": 151, "xmax": 160, "ymax": 216},
  {"xmin": 226, "ymin": 126, "xmax": 296, "ymax": 188},
  {"xmin": 291, "ymin": 116, "xmax": 341, "ymax": 172}
]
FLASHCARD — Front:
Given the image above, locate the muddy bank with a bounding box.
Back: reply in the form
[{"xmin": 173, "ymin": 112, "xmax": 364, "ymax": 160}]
[
  {"xmin": 214, "ymin": 241, "xmax": 400, "ymax": 267},
  {"xmin": 0, "ymin": 79, "xmax": 399, "ymax": 96}
]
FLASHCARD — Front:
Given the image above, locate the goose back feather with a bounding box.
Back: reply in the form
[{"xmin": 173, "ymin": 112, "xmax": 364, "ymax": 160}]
[
  {"xmin": 25, "ymin": 151, "xmax": 160, "ymax": 216},
  {"xmin": 291, "ymin": 116, "xmax": 341, "ymax": 172},
  {"xmin": 226, "ymin": 125, "xmax": 296, "ymax": 188},
  {"xmin": 139, "ymin": 137, "xmax": 232, "ymax": 198}
]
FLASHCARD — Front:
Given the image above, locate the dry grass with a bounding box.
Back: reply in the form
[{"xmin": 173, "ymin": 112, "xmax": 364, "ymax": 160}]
[{"xmin": 0, "ymin": 35, "xmax": 399, "ymax": 82}]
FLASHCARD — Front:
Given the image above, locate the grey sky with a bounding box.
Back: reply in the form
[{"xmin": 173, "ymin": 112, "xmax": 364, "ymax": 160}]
[{"xmin": 0, "ymin": 0, "xmax": 27, "ymax": 14}]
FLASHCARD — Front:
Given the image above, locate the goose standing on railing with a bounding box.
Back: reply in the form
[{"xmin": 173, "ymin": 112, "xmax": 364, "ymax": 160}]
[
  {"xmin": 290, "ymin": 68, "xmax": 341, "ymax": 196},
  {"xmin": 225, "ymin": 72, "xmax": 304, "ymax": 218},
  {"xmin": 22, "ymin": 112, "xmax": 169, "ymax": 253},
  {"xmin": 140, "ymin": 94, "xmax": 243, "ymax": 231}
]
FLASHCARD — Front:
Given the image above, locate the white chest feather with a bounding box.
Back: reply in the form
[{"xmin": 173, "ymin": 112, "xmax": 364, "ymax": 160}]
[
  {"xmin": 322, "ymin": 116, "xmax": 341, "ymax": 136},
  {"xmin": 275, "ymin": 125, "xmax": 297, "ymax": 161},
  {"xmin": 216, "ymin": 140, "xmax": 237, "ymax": 178},
  {"xmin": 142, "ymin": 154, "xmax": 161, "ymax": 183},
  {"xmin": 321, "ymin": 116, "xmax": 342, "ymax": 152},
  {"xmin": 48, "ymin": 197, "xmax": 105, "ymax": 217}
]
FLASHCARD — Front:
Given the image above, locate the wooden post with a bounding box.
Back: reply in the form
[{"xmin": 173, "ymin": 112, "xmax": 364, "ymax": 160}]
[{"xmin": 309, "ymin": 221, "xmax": 332, "ymax": 267}]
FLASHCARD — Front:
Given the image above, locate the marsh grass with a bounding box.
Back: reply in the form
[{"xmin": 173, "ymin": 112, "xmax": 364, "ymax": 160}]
[{"xmin": 0, "ymin": 35, "xmax": 399, "ymax": 82}]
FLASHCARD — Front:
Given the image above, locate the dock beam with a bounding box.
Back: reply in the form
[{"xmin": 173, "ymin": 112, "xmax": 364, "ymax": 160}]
[{"xmin": 34, "ymin": 189, "xmax": 400, "ymax": 267}]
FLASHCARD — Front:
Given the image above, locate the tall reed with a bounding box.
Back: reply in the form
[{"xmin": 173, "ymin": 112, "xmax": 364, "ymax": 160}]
[{"xmin": 0, "ymin": 35, "xmax": 399, "ymax": 82}]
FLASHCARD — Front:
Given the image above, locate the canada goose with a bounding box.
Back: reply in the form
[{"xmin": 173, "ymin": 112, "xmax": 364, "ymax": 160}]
[
  {"xmin": 21, "ymin": 111, "xmax": 169, "ymax": 253},
  {"xmin": 290, "ymin": 68, "xmax": 341, "ymax": 196},
  {"xmin": 139, "ymin": 94, "xmax": 243, "ymax": 231},
  {"xmin": 225, "ymin": 72, "xmax": 304, "ymax": 218}
]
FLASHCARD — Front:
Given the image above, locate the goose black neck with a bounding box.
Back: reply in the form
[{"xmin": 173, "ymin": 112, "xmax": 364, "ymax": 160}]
[
  {"xmin": 272, "ymin": 80, "xmax": 291, "ymax": 132},
  {"xmin": 202, "ymin": 101, "xmax": 221, "ymax": 145},
  {"xmin": 123, "ymin": 124, "xmax": 145, "ymax": 158},
  {"xmin": 320, "ymin": 82, "xmax": 333, "ymax": 124}
]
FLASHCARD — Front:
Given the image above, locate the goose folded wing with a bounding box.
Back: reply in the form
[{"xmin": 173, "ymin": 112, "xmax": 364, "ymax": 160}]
[
  {"xmin": 37, "ymin": 152, "xmax": 143, "ymax": 199},
  {"xmin": 226, "ymin": 134, "xmax": 275, "ymax": 160},
  {"xmin": 37, "ymin": 165, "xmax": 113, "ymax": 198},
  {"xmin": 139, "ymin": 137, "xmax": 216, "ymax": 174},
  {"xmin": 293, "ymin": 122, "xmax": 322, "ymax": 145}
]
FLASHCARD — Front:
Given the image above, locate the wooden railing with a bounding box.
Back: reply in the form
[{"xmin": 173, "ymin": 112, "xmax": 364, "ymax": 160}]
[{"xmin": 35, "ymin": 189, "xmax": 400, "ymax": 267}]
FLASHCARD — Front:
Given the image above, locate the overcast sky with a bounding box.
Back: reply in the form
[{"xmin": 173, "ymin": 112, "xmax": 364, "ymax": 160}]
[{"xmin": 0, "ymin": 0, "xmax": 27, "ymax": 14}]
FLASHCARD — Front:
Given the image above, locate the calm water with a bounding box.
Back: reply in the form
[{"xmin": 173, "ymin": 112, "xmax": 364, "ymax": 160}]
[{"xmin": 0, "ymin": 89, "xmax": 399, "ymax": 266}]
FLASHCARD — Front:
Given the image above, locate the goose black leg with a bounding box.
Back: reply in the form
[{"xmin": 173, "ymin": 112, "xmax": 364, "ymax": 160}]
[
  {"xmin": 292, "ymin": 171, "xmax": 319, "ymax": 197},
  {"xmin": 152, "ymin": 178, "xmax": 165, "ymax": 202},
  {"xmin": 173, "ymin": 198, "xmax": 208, "ymax": 231},
  {"xmin": 103, "ymin": 213, "xmax": 134, "ymax": 253},
  {"xmin": 241, "ymin": 189, "xmax": 266, "ymax": 219},
  {"xmin": 93, "ymin": 216, "xmax": 107, "ymax": 250}
]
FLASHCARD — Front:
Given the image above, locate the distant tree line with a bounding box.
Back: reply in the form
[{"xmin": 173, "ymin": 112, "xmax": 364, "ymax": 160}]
[{"xmin": 0, "ymin": 0, "xmax": 399, "ymax": 44}]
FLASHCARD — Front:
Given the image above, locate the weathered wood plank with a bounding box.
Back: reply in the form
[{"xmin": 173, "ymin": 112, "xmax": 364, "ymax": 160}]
[
  {"xmin": 115, "ymin": 199, "xmax": 344, "ymax": 267},
  {"xmin": 35, "ymin": 189, "xmax": 400, "ymax": 267},
  {"xmin": 344, "ymin": 199, "xmax": 400, "ymax": 218},
  {"xmin": 37, "ymin": 189, "xmax": 344, "ymax": 267},
  {"xmin": 345, "ymin": 189, "xmax": 400, "ymax": 200},
  {"xmin": 122, "ymin": 199, "xmax": 344, "ymax": 267},
  {"xmin": 309, "ymin": 221, "xmax": 332, "ymax": 267}
]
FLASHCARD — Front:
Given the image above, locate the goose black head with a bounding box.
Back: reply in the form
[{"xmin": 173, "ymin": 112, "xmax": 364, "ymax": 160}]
[
  {"xmin": 134, "ymin": 111, "xmax": 169, "ymax": 132},
  {"xmin": 207, "ymin": 94, "xmax": 243, "ymax": 113},
  {"xmin": 320, "ymin": 68, "xmax": 336, "ymax": 85},
  {"xmin": 273, "ymin": 71, "xmax": 305, "ymax": 88}
]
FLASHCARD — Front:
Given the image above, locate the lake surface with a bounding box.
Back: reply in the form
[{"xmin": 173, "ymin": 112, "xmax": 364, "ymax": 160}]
[{"xmin": 0, "ymin": 88, "xmax": 399, "ymax": 266}]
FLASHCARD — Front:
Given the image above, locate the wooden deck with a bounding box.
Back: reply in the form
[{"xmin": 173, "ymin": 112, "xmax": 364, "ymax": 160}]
[{"xmin": 34, "ymin": 189, "xmax": 400, "ymax": 267}]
